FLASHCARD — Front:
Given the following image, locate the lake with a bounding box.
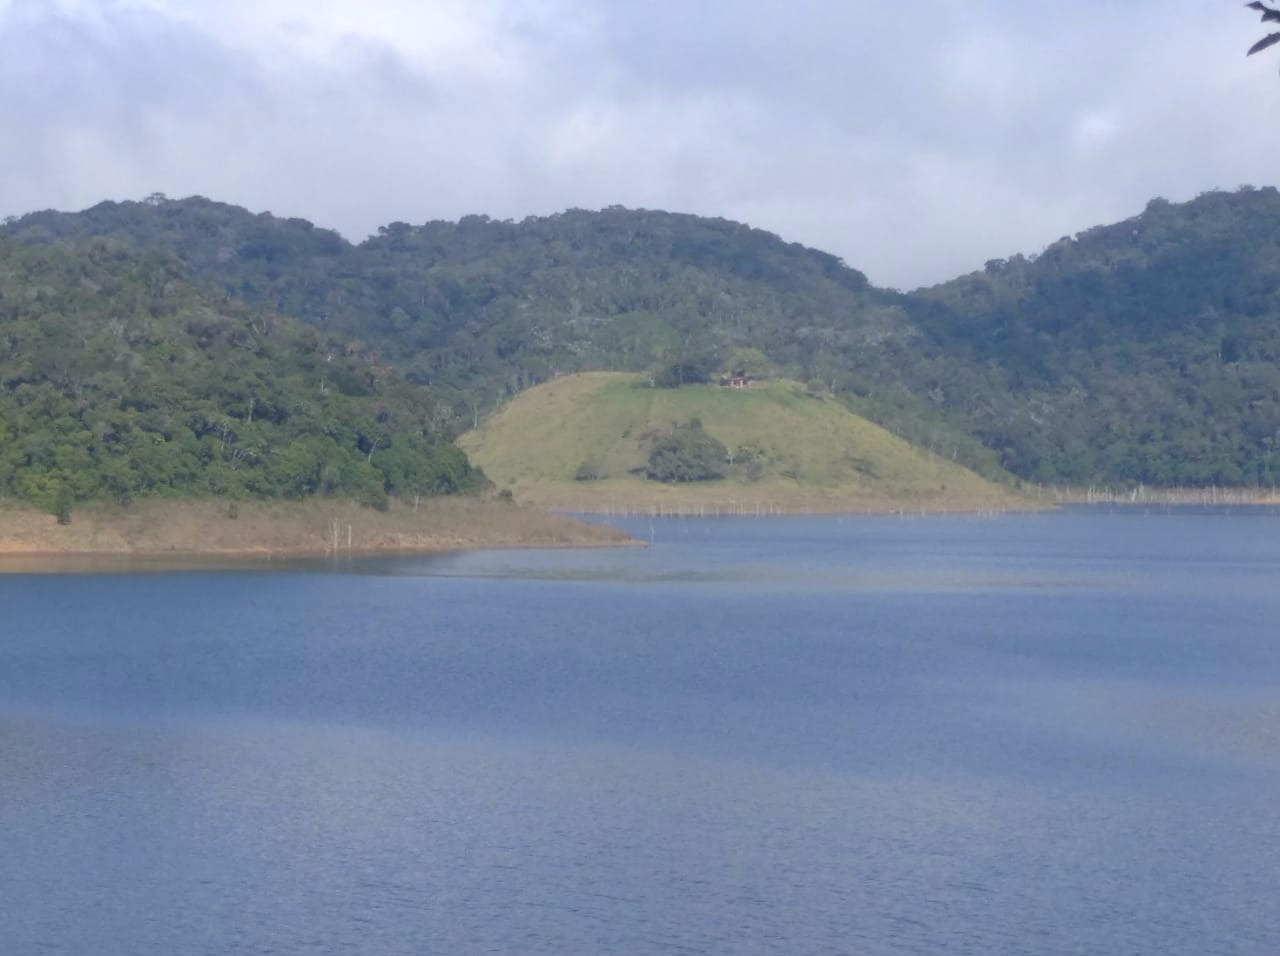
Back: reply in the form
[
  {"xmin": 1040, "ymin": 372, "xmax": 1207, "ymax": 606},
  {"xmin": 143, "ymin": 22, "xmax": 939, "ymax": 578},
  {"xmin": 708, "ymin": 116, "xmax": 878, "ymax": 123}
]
[{"xmin": 2, "ymin": 508, "xmax": 1278, "ymax": 955}]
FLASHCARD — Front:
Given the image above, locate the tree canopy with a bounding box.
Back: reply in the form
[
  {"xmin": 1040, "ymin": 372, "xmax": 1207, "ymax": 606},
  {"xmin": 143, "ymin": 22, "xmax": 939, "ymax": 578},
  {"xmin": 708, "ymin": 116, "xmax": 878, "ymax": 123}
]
[
  {"xmin": 7, "ymin": 190, "xmax": 1280, "ymax": 489},
  {"xmin": 645, "ymin": 421, "xmax": 729, "ymax": 483},
  {"xmin": 0, "ymin": 238, "xmax": 483, "ymax": 514}
]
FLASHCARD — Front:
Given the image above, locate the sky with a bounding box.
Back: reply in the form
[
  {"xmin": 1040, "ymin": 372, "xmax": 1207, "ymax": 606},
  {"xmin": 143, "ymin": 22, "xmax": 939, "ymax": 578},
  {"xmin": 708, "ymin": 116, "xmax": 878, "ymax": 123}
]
[{"xmin": 0, "ymin": 0, "xmax": 1277, "ymax": 290}]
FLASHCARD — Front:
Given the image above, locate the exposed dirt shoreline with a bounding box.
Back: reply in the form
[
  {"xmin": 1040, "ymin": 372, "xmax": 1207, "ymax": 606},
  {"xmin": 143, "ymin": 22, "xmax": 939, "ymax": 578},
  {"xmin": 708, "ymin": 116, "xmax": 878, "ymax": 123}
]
[
  {"xmin": 5, "ymin": 486, "xmax": 1271, "ymax": 573},
  {"xmin": 0, "ymin": 497, "xmax": 637, "ymax": 570},
  {"xmin": 495, "ymin": 478, "xmax": 1032, "ymax": 516},
  {"xmin": 497, "ymin": 476, "xmax": 1280, "ymax": 515}
]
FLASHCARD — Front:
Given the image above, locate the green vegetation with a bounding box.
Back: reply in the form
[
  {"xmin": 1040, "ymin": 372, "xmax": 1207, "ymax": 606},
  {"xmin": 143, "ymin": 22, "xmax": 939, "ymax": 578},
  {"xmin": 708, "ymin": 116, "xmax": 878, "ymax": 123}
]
[
  {"xmin": 458, "ymin": 372, "xmax": 1011, "ymax": 509},
  {"xmin": 651, "ymin": 356, "xmax": 715, "ymax": 389},
  {"xmin": 2, "ymin": 197, "xmax": 936, "ymax": 457},
  {"xmin": 911, "ymin": 188, "xmax": 1280, "ymax": 485},
  {"xmin": 722, "ymin": 347, "xmax": 773, "ymax": 381},
  {"xmin": 0, "ymin": 238, "xmax": 483, "ymax": 516},
  {"xmin": 7, "ymin": 189, "xmax": 1280, "ymax": 490},
  {"xmin": 645, "ymin": 420, "xmax": 729, "ymax": 483}
]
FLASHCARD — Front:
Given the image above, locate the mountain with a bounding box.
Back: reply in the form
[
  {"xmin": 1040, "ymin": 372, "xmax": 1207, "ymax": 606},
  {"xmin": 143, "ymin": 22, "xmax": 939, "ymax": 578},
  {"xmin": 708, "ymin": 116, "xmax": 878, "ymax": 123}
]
[
  {"xmin": 6, "ymin": 188, "xmax": 1280, "ymax": 488},
  {"xmin": 0, "ymin": 197, "xmax": 900, "ymax": 396},
  {"xmin": 0, "ymin": 196, "xmax": 1001, "ymax": 477},
  {"xmin": 457, "ymin": 372, "xmax": 1015, "ymax": 512},
  {"xmin": 0, "ymin": 236, "xmax": 482, "ymax": 515},
  {"xmin": 912, "ymin": 188, "xmax": 1280, "ymax": 485}
]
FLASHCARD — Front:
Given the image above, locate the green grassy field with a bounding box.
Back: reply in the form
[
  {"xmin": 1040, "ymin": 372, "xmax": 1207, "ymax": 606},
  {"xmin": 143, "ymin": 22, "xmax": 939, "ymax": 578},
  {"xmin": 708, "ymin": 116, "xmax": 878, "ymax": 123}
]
[{"xmin": 459, "ymin": 373, "xmax": 1021, "ymax": 513}]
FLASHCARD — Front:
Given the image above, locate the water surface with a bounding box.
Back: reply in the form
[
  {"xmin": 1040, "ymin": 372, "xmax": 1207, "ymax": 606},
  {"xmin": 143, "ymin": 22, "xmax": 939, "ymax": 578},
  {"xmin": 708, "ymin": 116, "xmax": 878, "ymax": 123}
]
[{"xmin": 2, "ymin": 509, "xmax": 1278, "ymax": 954}]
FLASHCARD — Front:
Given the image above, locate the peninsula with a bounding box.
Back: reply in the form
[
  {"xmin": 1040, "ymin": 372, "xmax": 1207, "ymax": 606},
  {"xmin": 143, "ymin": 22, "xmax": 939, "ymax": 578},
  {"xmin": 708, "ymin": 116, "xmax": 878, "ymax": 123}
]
[{"xmin": 0, "ymin": 497, "xmax": 633, "ymax": 567}]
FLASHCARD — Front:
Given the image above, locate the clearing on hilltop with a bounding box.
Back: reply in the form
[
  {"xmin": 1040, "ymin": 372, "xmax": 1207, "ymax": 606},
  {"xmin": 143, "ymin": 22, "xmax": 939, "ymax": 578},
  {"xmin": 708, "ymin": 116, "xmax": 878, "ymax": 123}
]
[{"xmin": 458, "ymin": 373, "xmax": 1018, "ymax": 513}]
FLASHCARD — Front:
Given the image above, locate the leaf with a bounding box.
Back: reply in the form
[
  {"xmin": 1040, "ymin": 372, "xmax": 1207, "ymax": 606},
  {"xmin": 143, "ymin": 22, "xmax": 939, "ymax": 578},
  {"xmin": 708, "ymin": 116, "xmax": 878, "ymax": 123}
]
[
  {"xmin": 1247, "ymin": 2, "xmax": 1280, "ymax": 23},
  {"xmin": 1248, "ymin": 32, "xmax": 1280, "ymax": 55}
]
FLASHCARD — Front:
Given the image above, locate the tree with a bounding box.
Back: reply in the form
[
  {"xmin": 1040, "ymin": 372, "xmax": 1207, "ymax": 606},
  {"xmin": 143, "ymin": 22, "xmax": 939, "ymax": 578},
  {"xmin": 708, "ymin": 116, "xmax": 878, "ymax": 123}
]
[
  {"xmin": 1246, "ymin": 2, "xmax": 1280, "ymax": 57},
  {"xmin": 54, "ymin": 484, "xmax": 74, "ymax": 525},
  {"xmin": 574, "ymin": 457, "xmax": 607, "ymax": 481},
  {"xmin": 0, "ymin": 238, "xmax": 485, "ymax": 515},
  {"xmin": 645, "ymin": 421, "xmax": 728, "ymax": 482},
  {"xmin": 723, "ymin": 347, "xmax": 772, "ymax": 381},
  {"xmin": 652, "ymin": 354, "xmax": 714, "ymax": 389}
]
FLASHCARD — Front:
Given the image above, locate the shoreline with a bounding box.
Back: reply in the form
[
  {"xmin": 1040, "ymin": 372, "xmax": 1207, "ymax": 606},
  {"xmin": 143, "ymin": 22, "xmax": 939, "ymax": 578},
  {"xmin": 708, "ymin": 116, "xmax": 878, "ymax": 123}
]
[
  {"xmin": 4, "ymin": 489, "xmax": 1274, "ymax": 571},
  {"xmin": 553, "ymin": 500, "xmax": 1043, "ymax": 518},
  {"xmin": 1045, "ymin": 490, "xmax": 1280, "ymax": 508},
  {"xmin": 0, "ymin": 538, "xmax": 643, "ymax": 560},
  {"xmin": 501, "ymin": 482, "xmax": 1035, "ymax": 517},
  {"xmin": 480, "ymin": 464, "xmax": 1034, "ymax": 517},
  {"xmin": 497, "ymin": 473, "xmax": 1280, "ymax": 515},
  {"xmin": 0, "ymin": 538, "xmax": 645, "ymax": 575},
  {"xmin": 0, "ymin": 497, "xmax": 637, "ymax": 570}
]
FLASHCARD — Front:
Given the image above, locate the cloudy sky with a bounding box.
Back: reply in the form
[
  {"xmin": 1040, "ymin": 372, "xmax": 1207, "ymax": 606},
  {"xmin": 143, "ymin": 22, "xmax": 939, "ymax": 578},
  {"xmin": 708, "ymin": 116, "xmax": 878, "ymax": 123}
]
[{"xmin": 0, "ymin": 0, "xmax": 1276, "ymax": 289}]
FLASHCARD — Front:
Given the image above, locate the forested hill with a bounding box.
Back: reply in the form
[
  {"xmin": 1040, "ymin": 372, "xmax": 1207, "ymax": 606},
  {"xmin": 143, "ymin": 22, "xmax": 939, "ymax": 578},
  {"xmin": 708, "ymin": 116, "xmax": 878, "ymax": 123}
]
[
  {"xmin": 0, "ymin": 237, "xmax": 481, "ymax": 514},
  {"xmin": 0, "ymin": 197, "xmax": 999, "ymax": 477},
  {"xmin": 7, "ymin": 189, "xmax": 1280, "ymax": 488},
  {"xmin": 2, "ymin": 197, "xmax": 910, "ymax": 399},
  {"xmin": 911, "ymin": 188, "xmax": 1280, "ymax": 485}
]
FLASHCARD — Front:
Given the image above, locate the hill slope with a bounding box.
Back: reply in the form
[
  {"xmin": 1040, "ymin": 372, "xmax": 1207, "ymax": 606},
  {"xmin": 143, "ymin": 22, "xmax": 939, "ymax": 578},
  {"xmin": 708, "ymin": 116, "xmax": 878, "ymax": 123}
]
[
  {"xmin": 912, "ymin": 188, "xmax": 1280, "ymax": 485},
  {"xmin": 3, "ymin": 197, "xmax": 994, "ymax": 475},
  {"xmin": 0, "ymin": 237, "xmax": 482, "ymax": 514},
  {"xmin": 8, "ymin": 190, "xmax": 1280, "ymax": 488},
  {"xmin": 458, "ymin": 373, "xmax": 1016, "ymax": 512}
]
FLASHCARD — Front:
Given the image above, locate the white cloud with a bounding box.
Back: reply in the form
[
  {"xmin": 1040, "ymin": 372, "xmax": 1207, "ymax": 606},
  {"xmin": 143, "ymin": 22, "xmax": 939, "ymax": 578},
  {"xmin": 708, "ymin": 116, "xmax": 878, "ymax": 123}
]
[{"xmin": 1, "ymin": 0, "xmax": 1278, "ymax": 288}]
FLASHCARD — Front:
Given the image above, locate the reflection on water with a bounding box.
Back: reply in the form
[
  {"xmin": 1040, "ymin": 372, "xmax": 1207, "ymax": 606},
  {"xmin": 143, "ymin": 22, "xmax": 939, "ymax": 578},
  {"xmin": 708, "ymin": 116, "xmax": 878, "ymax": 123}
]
[
  {"xmin": 368, "ymin": 508, "xmax": 1280, "ymax": 597},
  {"xmin": 1, "ymin": 509, "xmax": 1279, "ymax": 955}
]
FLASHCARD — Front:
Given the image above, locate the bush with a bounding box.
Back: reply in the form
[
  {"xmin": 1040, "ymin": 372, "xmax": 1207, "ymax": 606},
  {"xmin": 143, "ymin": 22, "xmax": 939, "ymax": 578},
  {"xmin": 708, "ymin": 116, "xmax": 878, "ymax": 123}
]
[
  {"xmin": 54, "ymin": 484, "xmax": 73, "ymax": 525},
  {"xmin": 645, "ymin": 421, "xmax": 728, "ymax": 482},
  {"xmin": 732, "ymin": 442, "xmax": 768, "ymax": 482},
  {"xmin": 651, "ymin": 357, "xmax": 713, "ymax": 388}
]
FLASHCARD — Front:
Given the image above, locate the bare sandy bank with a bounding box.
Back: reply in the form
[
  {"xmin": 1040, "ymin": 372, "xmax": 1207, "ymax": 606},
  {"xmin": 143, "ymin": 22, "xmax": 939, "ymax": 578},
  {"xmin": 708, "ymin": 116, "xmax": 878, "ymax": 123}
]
[{"xmin": 0, "ymin": 497, "xmax": 636, "ymax": 570}]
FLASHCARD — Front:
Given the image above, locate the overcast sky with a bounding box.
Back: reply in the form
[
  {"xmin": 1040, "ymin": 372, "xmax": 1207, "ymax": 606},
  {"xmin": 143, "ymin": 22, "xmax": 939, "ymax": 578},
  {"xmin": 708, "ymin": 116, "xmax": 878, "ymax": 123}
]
[{"xmin": 1, "ymin": 0, "xmax": 1276, "ymax": 289}]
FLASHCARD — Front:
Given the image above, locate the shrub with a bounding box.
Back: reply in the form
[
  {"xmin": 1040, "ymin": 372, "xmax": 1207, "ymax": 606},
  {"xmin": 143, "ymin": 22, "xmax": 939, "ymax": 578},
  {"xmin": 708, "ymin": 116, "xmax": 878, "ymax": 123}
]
[
  {"xmin": 54, "ymin": 484, "xmax": 73, "ymax": 525},
  {"xmin": 645, "ymin": 421, "xmax": 728, "ymax": 482}
]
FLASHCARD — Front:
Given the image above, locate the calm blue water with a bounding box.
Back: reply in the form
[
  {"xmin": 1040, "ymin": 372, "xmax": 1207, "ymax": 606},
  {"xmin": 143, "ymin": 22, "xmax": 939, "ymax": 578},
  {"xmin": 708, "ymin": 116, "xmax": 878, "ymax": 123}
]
[{"xmin": 2, "ymin": 509, "xmax": 1279, "ymax": 955}]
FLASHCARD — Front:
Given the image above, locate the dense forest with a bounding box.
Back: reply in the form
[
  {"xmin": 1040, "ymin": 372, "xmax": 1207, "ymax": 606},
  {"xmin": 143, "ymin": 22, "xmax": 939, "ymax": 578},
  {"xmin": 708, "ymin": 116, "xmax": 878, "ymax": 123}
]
[
  {"xmin": 913, "ymin": 189, "xmax": 1280, "ymax": 485},
  {"xmin": 0, "ymin": 197, "xmax": 1002, "ymax": 479},
  {"xmin": 0, "ymin": 237, "xmax": 481, "ymax": 515},
  {"xmin": 4, "ymin": 187, "xmax": 1280, "ymax": 490}
]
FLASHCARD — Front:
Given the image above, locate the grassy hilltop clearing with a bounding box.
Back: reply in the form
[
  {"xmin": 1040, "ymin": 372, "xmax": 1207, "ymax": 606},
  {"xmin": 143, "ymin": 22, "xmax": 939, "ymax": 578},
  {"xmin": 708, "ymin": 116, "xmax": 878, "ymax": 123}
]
[{"xmin": 459, "ymin": 373, "xmax": 1019, "ymax": 513}]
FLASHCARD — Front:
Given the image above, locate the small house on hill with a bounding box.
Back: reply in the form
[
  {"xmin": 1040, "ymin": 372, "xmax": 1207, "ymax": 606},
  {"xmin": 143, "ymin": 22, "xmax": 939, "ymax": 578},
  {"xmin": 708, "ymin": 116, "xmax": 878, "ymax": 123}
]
[{"xmin": 719, "ymin": 349, "xmax": 771, "ymax": 389}]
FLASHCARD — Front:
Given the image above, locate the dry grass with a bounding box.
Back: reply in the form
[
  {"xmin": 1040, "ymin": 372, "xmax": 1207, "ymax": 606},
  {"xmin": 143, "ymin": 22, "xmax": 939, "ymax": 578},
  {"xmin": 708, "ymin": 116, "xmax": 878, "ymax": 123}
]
[
  {"xmin": 495, "ymin": 477, "xmax": 1023, "ymax": 515},
  {"xmin": 0, "ymin": 496, "xmax": 634, "ymax": 562}
]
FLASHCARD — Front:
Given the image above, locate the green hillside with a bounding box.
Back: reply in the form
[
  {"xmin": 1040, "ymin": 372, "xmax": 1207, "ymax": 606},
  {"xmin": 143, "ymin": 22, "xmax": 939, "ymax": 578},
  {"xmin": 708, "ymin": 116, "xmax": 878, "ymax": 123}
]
[
  {"xmin": 0, "ymin": 237, "xmax": 482, "ymax": 516},
  {"xmin": 8, "ymin": 189, "xmax": 1280, "ymax": 488},
  {"xmin": 2, "ymin": 197, "xmax": 993, "ymax": 478},
  {"xmin": 458, "ymin": 373, "xmax": 1016, "ymax": 512},
  {"xmin": 908, "ymin": 189, "xmax": 1280, "ymax": 485}
]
